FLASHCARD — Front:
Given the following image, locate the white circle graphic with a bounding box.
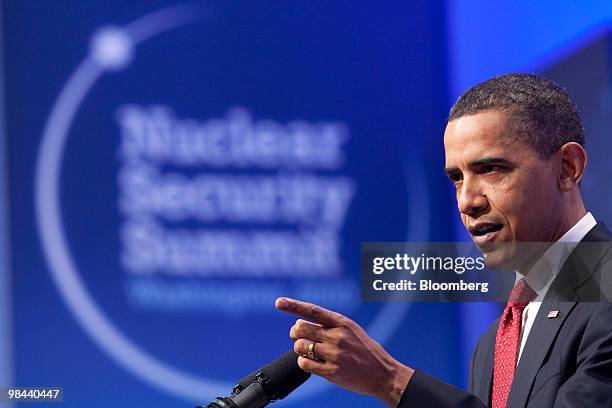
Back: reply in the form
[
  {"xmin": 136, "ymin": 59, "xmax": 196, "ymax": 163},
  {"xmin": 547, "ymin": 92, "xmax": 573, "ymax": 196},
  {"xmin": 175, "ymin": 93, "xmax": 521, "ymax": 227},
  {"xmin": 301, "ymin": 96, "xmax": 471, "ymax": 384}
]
[
  {"xmin": 90, "ymin": 26, "xmax": 133, "ymax": 70},
  {"xmin": 35, "ymin": 3, "xmax": 428, "ymax": 403}
]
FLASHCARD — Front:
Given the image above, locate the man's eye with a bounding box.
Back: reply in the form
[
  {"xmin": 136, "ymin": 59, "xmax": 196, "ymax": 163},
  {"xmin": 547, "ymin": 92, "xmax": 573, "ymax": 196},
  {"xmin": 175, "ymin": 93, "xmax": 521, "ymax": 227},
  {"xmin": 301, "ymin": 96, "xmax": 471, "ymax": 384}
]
[
  {"xmin": 448, "ymin": 173, "xmax": 462, "ymax": 182},
  {"xmin": 480, "ymin": 165, "xmax": 501, "ymax": 173}
]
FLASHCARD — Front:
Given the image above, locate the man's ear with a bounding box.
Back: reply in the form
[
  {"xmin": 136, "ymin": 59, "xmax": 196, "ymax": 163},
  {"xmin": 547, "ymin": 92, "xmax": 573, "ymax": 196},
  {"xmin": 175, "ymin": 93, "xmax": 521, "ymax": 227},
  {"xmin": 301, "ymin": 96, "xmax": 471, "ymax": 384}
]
[{"xmin": 557, "ymin": 142, "xmax": 587, "ymax": 191}]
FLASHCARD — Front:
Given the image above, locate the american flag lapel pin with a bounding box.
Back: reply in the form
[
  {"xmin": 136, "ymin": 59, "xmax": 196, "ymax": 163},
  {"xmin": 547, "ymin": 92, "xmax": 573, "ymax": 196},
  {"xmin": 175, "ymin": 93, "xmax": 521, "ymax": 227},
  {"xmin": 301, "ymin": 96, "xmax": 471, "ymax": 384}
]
[{"xmin": 547, "ymin": 310, "xmax": 560, "ymax": 318}]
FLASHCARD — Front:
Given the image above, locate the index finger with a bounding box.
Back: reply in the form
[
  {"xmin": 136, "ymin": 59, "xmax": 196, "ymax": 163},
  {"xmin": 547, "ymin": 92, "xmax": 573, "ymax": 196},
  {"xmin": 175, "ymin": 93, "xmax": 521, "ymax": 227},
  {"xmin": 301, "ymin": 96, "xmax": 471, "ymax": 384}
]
[{"xmin": 275, "ymin": 297, "xmax": 345, "ymax": 327}]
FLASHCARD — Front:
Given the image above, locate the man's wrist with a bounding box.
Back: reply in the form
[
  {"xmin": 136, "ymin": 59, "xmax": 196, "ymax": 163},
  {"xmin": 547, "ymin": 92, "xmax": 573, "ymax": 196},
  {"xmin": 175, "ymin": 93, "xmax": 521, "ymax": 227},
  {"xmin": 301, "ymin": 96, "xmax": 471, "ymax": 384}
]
[{"xmin": 380, "ymin": 361, "xmax": 414, "ymax": 407}]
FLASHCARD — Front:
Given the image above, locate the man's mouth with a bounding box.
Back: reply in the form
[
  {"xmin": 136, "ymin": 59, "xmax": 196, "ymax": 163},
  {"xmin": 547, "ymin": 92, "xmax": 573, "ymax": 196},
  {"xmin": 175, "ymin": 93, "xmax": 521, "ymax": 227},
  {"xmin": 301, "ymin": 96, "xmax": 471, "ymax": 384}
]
[{"xmin": 468, "ymin": 223, "xmax": 503, "ymax": 245}]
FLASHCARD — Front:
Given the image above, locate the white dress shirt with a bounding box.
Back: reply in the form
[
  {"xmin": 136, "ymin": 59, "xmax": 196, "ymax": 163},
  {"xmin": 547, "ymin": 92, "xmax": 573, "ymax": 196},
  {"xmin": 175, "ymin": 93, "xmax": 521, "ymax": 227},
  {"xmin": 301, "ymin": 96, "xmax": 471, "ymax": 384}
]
[{"xmin": 516, "ymin": 212, "xmax": 597, "ymax": 362}]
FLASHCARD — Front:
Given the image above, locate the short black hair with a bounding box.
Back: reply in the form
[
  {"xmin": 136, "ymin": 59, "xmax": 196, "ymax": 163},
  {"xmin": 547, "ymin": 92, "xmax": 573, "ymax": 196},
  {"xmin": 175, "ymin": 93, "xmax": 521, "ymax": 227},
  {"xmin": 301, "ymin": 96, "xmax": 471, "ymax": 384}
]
[{"xmin": 448, "ymin": 73, "xmax": 585, "ymax": 158}]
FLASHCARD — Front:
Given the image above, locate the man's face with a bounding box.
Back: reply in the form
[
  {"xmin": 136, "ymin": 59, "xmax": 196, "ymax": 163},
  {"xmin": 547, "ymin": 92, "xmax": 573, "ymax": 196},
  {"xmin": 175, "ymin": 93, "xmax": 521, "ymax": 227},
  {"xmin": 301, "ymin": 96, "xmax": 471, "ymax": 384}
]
[{"xmin": 444, "ymin": 110, "xmax": 561, "ymax": 269}]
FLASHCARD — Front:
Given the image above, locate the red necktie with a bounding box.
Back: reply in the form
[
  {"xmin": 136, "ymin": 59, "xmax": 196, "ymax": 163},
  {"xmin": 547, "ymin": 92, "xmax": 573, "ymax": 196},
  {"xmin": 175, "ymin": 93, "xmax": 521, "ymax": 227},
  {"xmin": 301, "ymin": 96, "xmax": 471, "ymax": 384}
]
[{"xmin": 491, "ymin": 278, "xmax": 537, "ymax": 408}]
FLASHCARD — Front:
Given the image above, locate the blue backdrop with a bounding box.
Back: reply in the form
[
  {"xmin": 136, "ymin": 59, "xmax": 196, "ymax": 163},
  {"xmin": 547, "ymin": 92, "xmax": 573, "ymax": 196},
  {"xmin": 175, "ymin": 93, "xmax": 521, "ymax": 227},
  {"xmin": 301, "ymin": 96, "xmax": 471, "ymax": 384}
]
[{"xmin": 1, "ymin": 1, "xmax": 611, "ymax": 407}]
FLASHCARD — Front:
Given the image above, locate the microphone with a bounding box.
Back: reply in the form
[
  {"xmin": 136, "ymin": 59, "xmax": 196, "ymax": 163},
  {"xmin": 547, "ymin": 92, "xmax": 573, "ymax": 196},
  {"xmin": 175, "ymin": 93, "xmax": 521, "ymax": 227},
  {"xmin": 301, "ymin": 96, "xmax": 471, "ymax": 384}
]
[{"xmin": 198, "ymin": 350, "xmax": 311, "ymax": 408}]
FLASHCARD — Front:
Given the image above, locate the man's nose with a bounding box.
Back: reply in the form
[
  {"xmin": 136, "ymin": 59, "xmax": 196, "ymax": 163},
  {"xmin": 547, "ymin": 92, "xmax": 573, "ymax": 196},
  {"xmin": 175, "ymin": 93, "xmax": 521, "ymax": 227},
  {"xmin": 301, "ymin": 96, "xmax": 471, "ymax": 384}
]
[{"xmin": 457, "ymin": 178, "xmax": 488, "ymax": 216}]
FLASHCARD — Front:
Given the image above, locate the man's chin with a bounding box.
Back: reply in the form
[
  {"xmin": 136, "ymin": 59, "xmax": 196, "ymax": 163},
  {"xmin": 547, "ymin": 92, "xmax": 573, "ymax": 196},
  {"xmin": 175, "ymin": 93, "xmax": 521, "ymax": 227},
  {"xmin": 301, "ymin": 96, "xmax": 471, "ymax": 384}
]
[
  {"xmin": 478, "ymin": 242, "xmax": 549, "ymax": 272},
  {"xmin": 474, "ymin": 238, "xmax": 519, "ymax": 270}
]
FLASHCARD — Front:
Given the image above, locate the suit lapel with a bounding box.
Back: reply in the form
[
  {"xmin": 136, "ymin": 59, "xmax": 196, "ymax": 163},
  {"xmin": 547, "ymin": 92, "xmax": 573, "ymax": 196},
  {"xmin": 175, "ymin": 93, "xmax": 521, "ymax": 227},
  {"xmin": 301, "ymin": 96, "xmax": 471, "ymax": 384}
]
[{"xmin": 505, "ymin": 301, "xmax": 576, "ymax": 408}]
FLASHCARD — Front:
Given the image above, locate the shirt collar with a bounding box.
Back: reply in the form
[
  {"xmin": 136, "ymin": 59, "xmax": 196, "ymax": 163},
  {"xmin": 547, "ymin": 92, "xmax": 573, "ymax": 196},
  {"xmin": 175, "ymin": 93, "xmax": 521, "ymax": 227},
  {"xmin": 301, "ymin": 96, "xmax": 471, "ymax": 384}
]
[{"xmin": 515, "ymin": 212, "xmax": 597, "ymax": 300}]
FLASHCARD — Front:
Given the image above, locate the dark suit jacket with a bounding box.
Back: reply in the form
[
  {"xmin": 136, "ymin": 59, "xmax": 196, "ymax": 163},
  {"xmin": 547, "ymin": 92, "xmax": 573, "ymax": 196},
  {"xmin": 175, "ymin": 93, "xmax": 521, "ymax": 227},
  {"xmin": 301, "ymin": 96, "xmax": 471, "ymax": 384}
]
[{"xmin": 399, "ymin": 223, "xmax": 612, "ymax": 408}]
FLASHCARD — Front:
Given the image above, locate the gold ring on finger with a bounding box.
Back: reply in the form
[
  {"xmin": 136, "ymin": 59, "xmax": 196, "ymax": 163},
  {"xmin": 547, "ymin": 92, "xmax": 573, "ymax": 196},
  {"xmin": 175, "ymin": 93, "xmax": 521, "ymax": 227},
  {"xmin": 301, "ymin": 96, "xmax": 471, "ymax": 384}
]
[{"xmin": 307, "ymin": 341, "xmax": 318, "ymax": 361}]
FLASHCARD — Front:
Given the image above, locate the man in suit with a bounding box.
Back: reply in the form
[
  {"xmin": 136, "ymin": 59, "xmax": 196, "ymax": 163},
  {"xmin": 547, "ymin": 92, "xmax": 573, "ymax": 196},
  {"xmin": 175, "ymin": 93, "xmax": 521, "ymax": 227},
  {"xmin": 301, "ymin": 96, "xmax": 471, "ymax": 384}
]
[{"xmin": 275, "ymin": 73, "xmax": 612, "ymax": 407}]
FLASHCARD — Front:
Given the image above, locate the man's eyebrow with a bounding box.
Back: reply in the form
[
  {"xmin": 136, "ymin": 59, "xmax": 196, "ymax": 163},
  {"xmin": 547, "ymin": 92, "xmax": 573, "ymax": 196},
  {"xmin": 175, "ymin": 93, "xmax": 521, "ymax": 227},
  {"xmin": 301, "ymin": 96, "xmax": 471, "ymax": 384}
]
[{"xmin": 469, "ymin": 157, "xmax": 515, "ymax": 167}]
